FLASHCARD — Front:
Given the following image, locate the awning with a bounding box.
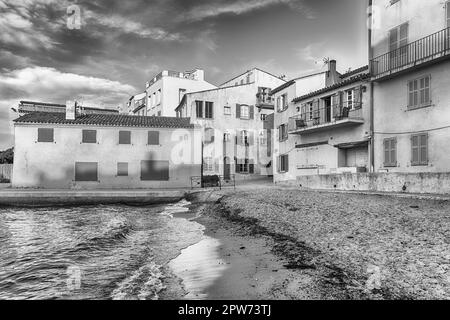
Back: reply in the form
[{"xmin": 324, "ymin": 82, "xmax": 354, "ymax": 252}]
[
  {"xmin": 295, "ymin": 140, "xmax": 329, "ymax": 149},
  {"xmin": 334, "ymin": 140, "xmax": 369, "ymax": 149}
]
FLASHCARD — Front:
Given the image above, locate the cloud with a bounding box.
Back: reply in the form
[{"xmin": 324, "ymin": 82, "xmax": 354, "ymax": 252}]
[
  {"xmin": 0, "ymin": 66, "xmax": 137, "ymax": 149},
  {"xmin": 83, "ymin": 11, "xmax": 183, "ymax": 41},
  {"xmin": 179, "ymin": 0, "xmax": 315, "ymax": 22}
]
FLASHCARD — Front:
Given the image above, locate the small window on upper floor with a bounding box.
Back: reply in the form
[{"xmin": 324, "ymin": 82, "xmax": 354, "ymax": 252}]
[
  {"xmin": 240, "ymin": 79, "xmax": 244, "ymax": 85},
  {"xmin": 148, "ymin": 131, "xmax": 160, "ymax": 145},
  {"xmin": 119, "ymin": 131, "xmax": 131, "ymax": 145},
  {"xmin": 38, "ymin": 128, "xmax": 54, "ymax": 143},
  {"xmin": 82, "ymin": 130, "xmax": 97, "ymax": 144},
  {"xmin": 246, "ymin": 74, "xmax": 251, "ymax": 84},
  {"xmin": 408, "ymin": 75, "xmax": 431, "ymax": 109},
  {"xmin": 260, "ymin": 114, "xmax": 267, "ymax": 121},
  {"xmin": 224, "ymin": 105, "xmax": 231, "ymax": 115}
]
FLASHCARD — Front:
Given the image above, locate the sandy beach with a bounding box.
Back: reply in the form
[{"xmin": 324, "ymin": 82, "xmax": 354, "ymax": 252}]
[{"xmin": 165, "ymin": 186, "xmax": 450, "ymax": 300}]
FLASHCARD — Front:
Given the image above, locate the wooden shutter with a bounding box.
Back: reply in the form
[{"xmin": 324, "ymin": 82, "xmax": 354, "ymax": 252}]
[
  {"xmin": 354, "ymin": 86, "xmax": 362, "ymax": 108},
  {"xmin": 411, "ymin": 135, "xmax": 420, "ymax": 165},
  {"xmin": 119, "ymin": 131, "xmax": 131, "ymax": 144},
  {"xmin": 389, "ymin": 27, "xmax": 399, "ymax": 51},
  {"xmin": 420, "ymin": 134, "xmax": 428, "ymax": 165},
  {"xmin": 384, "ymin": 139, "xmax": 390, "ymax": 166},
  {"xmin": 75, "ymin": 162, "xmax": 98, "ymax": 181},
  {"xmin": 141, "ymin": 160, "xmax": 169, "ymax": 181},
  {"xmin": 391, "ymin": 139, "xmax": 397, "ymax": 165},
  {"xmin": 117, "ymin": 162, "xmax": 128, "ymax": 176},
  {"xmin": 300, "ymin": 103, "xmax": 306, "ymax": 119},
  {"xmin": 148, "ymin": 131, "xmax": 160, "ymax": 145},
  {"xmin": 248, "ymin": 131, "xmax": 254, "ymax": 145},
  {"xmin": 38, "ymin": 128, "xmax": 54, "ymax": 142},
  {"xmin": 284, "ymin": 155, "xmax": 289, "ymax": 173},
  {"xmin": 249, "ymin": 105, "xmax": 254, "ymax": 119},
  {"xmin": 332, "ymin": 94, "xmax": 340, "ymax": 118},
  {"xmin": 249, "ymin": 159, "xmax": 255, "ymax": 174},
  {"xmin": 236, "ymin": 104, "xmax": 241, "ymax": 119},
  {"xmin": 313, "ymin": 99, "xmax": 320, "ymax": 122},
  {"xmin": 82, "ymin": 130, "xmax": 97, "ymax": 143}
]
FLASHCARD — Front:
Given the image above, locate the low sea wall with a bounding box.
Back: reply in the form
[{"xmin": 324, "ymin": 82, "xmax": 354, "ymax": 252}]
[
  {"xmin": 277, "ymin": 173, "xmax": 450, "ymax": 195},
  {"xmin": 0, "ymin": 189, "xmax": 188, "ymax": 206}
]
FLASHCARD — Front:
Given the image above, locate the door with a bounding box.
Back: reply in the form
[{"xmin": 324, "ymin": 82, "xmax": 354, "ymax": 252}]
[{"xmin": 223, "ymin": 157, "xmax": 231, "ymax": 181}]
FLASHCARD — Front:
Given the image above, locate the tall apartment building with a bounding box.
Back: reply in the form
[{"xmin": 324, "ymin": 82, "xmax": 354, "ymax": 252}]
[
  {"xmin": 176, "ymin": 68, "xmax": 286, "ymax": 179},
  {"xmin": 370, "ymin": 0, "xmax": 450, "ymax": 173},
  {"xmin": 142, "ymin": 69, "xmax": 216, "ymax": 117}
]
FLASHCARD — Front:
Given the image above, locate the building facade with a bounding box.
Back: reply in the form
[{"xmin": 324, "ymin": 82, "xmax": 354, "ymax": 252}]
[
  {"xmin": 272, "ymin": 61, "xmax": 371, "ymax": 183},
  {"xmin": 371, "ymin": 0, "xmax": 450, "ymax": 173},
  {"xmin": 128, "ymin": 93, "xmax": 147, "ymax": 116},
  {"xmin": 141, "ymin": 69, "xmax": 216, "ymax": 117},
  {"xmin": 176, "ymin": 68, "xmax": 286, "ymax": 179},
  {"xmin": 17, "ymin": 101, "xmax": 119, "ymax": 116},
  {"xmin": 12, "ymin": 109, "xmax": 201, "ymax": 189}
]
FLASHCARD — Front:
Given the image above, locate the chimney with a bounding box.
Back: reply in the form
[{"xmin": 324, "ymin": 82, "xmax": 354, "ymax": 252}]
[
  {"xmin": 66, "ymin": 100, "xmax": 76, "ymax": 120},
  {"xmin": 326, "ymin": 60, "xmax": 339, "ymax": 86},
  {"xmin": 193, "ymin": 69, "xmax": 204, "ymax": 81}
]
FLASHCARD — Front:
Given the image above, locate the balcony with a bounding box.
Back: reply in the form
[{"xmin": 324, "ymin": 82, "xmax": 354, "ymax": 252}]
[
  {"xmin": 371, "ymin": 27, "xmax": 450, "ymax": 80},
  {"xmin": 146, "ymin": 70, "xmax": 200, "ymax": 88},
  {"xmin": 288, "ymin": 102, "xmax": 364, "ymax": 135}
]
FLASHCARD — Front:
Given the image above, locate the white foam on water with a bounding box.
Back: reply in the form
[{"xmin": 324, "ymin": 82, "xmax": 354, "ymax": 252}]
[
  {"xmin": 160, "ymin": 199, "xmax": 191, "ymax": 218},
  {"xmin": 111, "ymin": 259, "xmax": 166, "ymax": 300},
  {"xmin": 168, "ymin": 236, "xmax": 228, "ymax": 300}
]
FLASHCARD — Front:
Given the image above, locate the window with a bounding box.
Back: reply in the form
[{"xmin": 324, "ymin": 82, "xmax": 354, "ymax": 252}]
[
  {"xmin": 205, "ymin": 102, "xmax": 214, "ymax": 119},
  {"xmin": 236, "ymin": 159, "xmax": 253, "ymax": 174},
  {"xmin": 148, "ymin": 131, "xmax": 160, "ymax": 145},
  {"xmin": 383, "ymin": 138, "xmax": 397, "ymax": 167},
  {"xmin": 179, "ymin": 89, "xmax": 186, "ymax": 103},
  {"xmin": 278, "ymin": 155, "xmax": 289, "ymax": 173},
  {"xmin": 119, "ymin": 131, "xmax": 131, "ymax": 145},
  {"xmin": 346, "ymin": 90, "xmax": 354, "ymax": 109},
  {"xmin": 411, "ymin": 133, "xmax": 428, "ymax": 166},
  {"xmin": 277, "ymin": 94, "xmax": 288, "ymax": 112},
  {"xmin": 75, "ymin": 162, "xmax": 98, "ymax": 181},
  {"xmin": 224, "ymin": 132, "xmax": 231, "ymax": 142},
  {"xmin": 260, "ymin": 114, "xmax": 267, "ymax": 121},
  {"xmin": 117, "ymin": 162, "xmax": 128, "ymax": 176},
  {"xmin": 389, "ymin": 23, "xmax": 408, "ymax": 65},
  {"xmin": 240, "ymin": 105, "xmax": 249, "ymax": 119},
  {"xmin": 278, "ymin": 124, "xmax": 288, "ymax": 142},
  {"xmin": 259, "ymin": 130, "xmax": 267, "ymax": 145},
  {"xmin": 82, "ymin": 130, "xmax": 97, "ymax": 143},
  {"xmin": 203, "ymin": 157, "xmax": 213, "ymax": 172},
  {"xmin": 240, "ymin": 130, "xmax": 249, "ymax": 145},
  {"xmin": 157, "ymin": 89, "xmax": 161, "ymax": 105},
  {"xmin": 38, "ymin": 128, "xmax": 54, "ymax": 143},
  {"xmin": 240, "ymin": 79, "xmax": 244, "ymax": 85},
  {"xmin": 141, "ymin": 160, "xmax": 169, "ymax": 181},
  {"xmin": 308, "ymin": 102, "xmax": 314, "ymax": 120},
  {"xmin": 246, "ymin": 74, "xmax": 250, "ymax": 84},
  {"xmin": 157, "ymin": 111, "xmax": 161, "ymax": 117},
  {"xmin": 224, "ymin": 105, "xmax": 231, "ymax": 115},
  {"xmin": 408, "ymin": 76, "xmax": 431, "ymax": 108},
  {"xmin": 447, "ymin": 1, "xmax": 450, "ymax": 27}
]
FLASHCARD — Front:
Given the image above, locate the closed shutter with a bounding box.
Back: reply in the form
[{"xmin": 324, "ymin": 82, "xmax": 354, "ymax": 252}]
[
  {"xmin": 284, "ymin": 155, "xmax": 289, "ymax": 173},
  {"xmin": 119, "ymin": 131, "xmax": 131, "ymax": 144},
  {"xmin": 248, "ymin": 131, "xmax": 254, "ymax": 145},
  {"xmin": 300, "ymin": 103, "xmax": 306, "ymax": 119},
  {"xmin": 249, "ymin": 159, "xmax": 255, "ymax": 174},
  {"xmin": 249, "ymin": 105, "xmax": 254, "ymax": 119},
  {"xmin": 277, "ymin": 156, "xmax": 281, "ymax": 173},
  {"xmin": 420, "ymin": 134, "xmax": 428, "ymax": 165},
  {"xmin": 411, "ymin": 135, "xmax": 419, "ymax": 165},
  {"xmin": 332, "ymin": 94, "xmax": 340, "ymax": 118},
  {"xmin": 75, "ymin": 162, "xmax": 98, "ymax": 181},
  {"xmin": 196, "ymin": 101, "xmax": 203, "ymax": 118},
  {"xmin": 82, "ymin": 130, "xmax": 97, "ymax": 143},
  {"xmin": 38, "ymin": 128, "xmax": 54, "ymax": 142},
  {"xmin": 313, "ymin": 99, "xmax": 320, "ymax": 122},
  {"xmin": 235, "ymin": 158, "xmax": 240, "ymax": 173},
  {"xmin": 391, "ymin": 139, "xmax": 397, "ymax": 165},
  {"xmin": 141, "ymin": 160, "xmax": 169, "ymax": 181},
  {"xmin": 148, "ymin": 131, "xmax": 160, "ymax": 145},
  {"xmin": 236, "ymin": 104, "xmax": 241, "ymax": 118}
]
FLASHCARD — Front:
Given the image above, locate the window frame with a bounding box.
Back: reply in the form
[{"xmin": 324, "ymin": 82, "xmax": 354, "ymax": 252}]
[
  {"xmin": 279, "ymin": 154, "xmax": 289, "ymax": 173},
  {"xmin": 278, "ymin": 124, "xmax": 288, "ymax": 142},
  {"xmin": 224, "ymin": 105, "xmax": 231, "ymax": 115},
  {"xmin": 203, "ymin": 157, "xmax": 214, "ymax": 172},
  {"xmin": 82, "ymin": 130, "xmax": 97, "ymax": 144},
  {"xmin": 411, "ymin": 133, "xmax": 428, "ymax": 166},
  {"xmin": 148, "ymin": 131, "xmax": 160, "ymax": 146},
  {"xmin": 240, "ymin": 105, "xmax": 250, "ymax": 119},
  {"xmin": 383, "ymin": 137, "xmax": 397, "ymax": 167},
  {"xmin": 37, "ymin": 128, "xmax": 54, "ymax": 143},
  {"xmin": 119, "ymin": 131, "xmax": 131, "ymax": 145},
  {"xmin": 408, "ymin": 75, "xmax": 431, "ymax": 109},
  {"xmin": 117, "ymin": 162, "xmax": 129, "ymax": 177},
  {"xmin": 204, "ymin": 101, "xmax": 214, "ymax": 119}
]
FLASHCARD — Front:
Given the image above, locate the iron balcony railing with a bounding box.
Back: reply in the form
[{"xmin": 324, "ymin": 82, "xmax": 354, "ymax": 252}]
[
  {"xmin": 288, "ymin": 102, "xmax": 363, "ymax": 132},
  {"xmin": 371, "ymin": 27, "xmax": 450, "ymax": 78}
]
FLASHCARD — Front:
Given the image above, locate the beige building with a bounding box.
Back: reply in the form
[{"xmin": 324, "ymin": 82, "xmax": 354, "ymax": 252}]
[
  {"xmin": 12, "ymin": 107, "xmax": 201, "ymax": 189},
  {"xmin": 142, "ymin": 69, "xmax": 216, "ymax": 117},
  {"xmin": 127, "ymin": 93, "xmax": 147, "ymax": 116},
  {"xmin": 176, "ymin": 68, "xmax": 285, "ymax": 179},
  {"xmin": 371, "ymin": 0, "xmax": 450, "ymax": 173},
  {"xmin": 17, "ymin": 101, "xmax": 119, "ymax": 116}
]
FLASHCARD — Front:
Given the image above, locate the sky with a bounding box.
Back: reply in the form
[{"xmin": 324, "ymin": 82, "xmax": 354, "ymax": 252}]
[{"xmin": 0, "ymin": 0, "xmax": 369, "ymax": 149}]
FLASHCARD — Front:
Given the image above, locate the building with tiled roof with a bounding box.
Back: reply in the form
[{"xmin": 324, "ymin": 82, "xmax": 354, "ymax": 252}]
[
  {"xmin": 12, "ymin": 104, "xmax": 201, "ymax": 189},
  {"xmin": 272, "ymin": 60, "xmax": 372, "ymax": 184},
  {"xmin": 17, "ymin": 101, "xmax": 119, "ymax": 115}
]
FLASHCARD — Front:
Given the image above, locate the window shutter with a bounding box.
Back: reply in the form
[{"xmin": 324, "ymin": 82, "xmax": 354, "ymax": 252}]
[
  {"xmin": 236, "ymin": 104, "xmax": 241, "ymax": 119},
  {"xmin": 249, "ymin": 131, "xmax": 254, "ymax": 145},
  {"xmin": 354, "ymin": 86, "xmax": 362, "ymax": 107},
  {"xmin": 249, "ymin": 105, "xmax": 254, "ymax": 119},
  {"xmin": 408, "ymin": 81, "xmax": 414, "ymax": 107},
  {"xmin": 38, "ymin": 128, "xmax": 54, "ymax": 142},
  {"xmin": 235, "ymin": 158, "xmax": 240, "ymax": 173},
  {"xmin": 384, "ymin": 139, "xmax": 390, "ymax": 166},
  {"xmin": 391, "ymin": 139, "xmax": 397, "ymax": 165},
  {"xmin": 119, "ymin": 131, "xmax": 131, "ymax": 144},
  {"xmin": 148, "ymin": 131, "xmax": 160, "ymax": 145},
  {"xmin": 82, "ymin": 130, "xmax": 97, "ymax": 143},
  {"xmin": 389, "ymin": 27, "xmax": 399, "ymax": 51},
  {"xmin": 277, "ymin": 156, "xmax": 281, "ymax": 173},
  {"xmin": 249, "ymin": 159, "xmax": 255, "ymax": 174},
  {"xmin": 411, "ymin": 135, "xmax": 419, "ymax": 165},
  {"xmin": 313, "ymin": 99, "xmax": 320, "ymax": 121},
  {"xmin": 285, "ymin": 155, "xmax": 289, "ymax": 173},
  {"xmin": 300, "ymin": 103, "xmax": 306, "ymax": 118},
  {"xmin": 420, "ymin": 134, "xmax": 428, "ymax": 164},
  {"xmin": 332, "ymin": 94, "xmax": 340, "ymax": 118}
]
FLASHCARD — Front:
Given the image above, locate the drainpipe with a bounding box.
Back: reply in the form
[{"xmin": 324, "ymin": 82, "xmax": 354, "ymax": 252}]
[{"xmin": 368, "ymin": 0, "xmax": 375, "ymax": 173}]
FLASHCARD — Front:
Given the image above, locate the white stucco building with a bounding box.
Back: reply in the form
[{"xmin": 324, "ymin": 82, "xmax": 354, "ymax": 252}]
[{"xmin": 142, "ymin": 69, "xmax": 216, "ymax": 117}]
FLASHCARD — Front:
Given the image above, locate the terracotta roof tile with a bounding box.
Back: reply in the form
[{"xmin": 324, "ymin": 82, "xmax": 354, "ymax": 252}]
[{"xmin": 14, "ymin": 112, "xmax": 195, "ymax": 129}]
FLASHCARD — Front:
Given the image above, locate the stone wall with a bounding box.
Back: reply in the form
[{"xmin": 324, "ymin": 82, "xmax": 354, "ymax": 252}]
[{"xmin": 276, "ymin": 173, "xmax": 450, "ymax": 195}]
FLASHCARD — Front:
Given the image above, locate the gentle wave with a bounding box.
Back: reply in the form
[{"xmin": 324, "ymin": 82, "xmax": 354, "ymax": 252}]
[{"xmin": 160, "ymin": 199, "xmax": 191, "ymax": 218}]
